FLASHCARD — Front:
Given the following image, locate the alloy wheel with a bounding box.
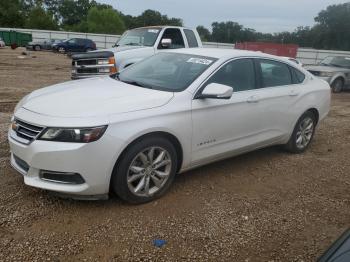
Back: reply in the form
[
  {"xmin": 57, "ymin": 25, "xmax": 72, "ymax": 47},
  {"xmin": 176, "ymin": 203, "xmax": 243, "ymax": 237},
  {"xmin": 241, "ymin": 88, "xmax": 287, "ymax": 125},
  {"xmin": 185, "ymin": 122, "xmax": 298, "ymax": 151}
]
[
  {"xmin": 127, "ymin": 147, "xmax": 172, "ymax": 197},
  {"xmin": 295, "ymin": 117, "xmax": 314, "ymax": 149}
]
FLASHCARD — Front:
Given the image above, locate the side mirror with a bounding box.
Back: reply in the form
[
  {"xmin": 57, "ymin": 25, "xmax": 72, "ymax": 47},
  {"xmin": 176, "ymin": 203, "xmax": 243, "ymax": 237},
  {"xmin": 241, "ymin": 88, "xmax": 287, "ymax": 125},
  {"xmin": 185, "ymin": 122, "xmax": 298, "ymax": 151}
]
[
  {"xmin": 161, "ymin": 38, "xmax": 172, "ymax": 48},
  {"xmin": 199, "ymin": 83, "xmax": 233, "ymax": 100}
]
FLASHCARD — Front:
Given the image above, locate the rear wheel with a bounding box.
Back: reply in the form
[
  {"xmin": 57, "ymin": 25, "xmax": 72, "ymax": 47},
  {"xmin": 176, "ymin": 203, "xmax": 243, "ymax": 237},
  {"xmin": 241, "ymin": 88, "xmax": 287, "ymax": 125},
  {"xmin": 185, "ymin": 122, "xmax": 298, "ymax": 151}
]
[
  {"xmin": 285, "ymin": 111, "xmax": 317, "ymax": 154},
  {"xmin": 111, "ymin": 136, "xmax": 178, "ymax": 204},
  {"xmin": 34, "ymin": 45, "xmax": 41, "ymax": 51},
  {"xmin": 331, "ymin": 78, "xmax": 344, "ymax": 93}
]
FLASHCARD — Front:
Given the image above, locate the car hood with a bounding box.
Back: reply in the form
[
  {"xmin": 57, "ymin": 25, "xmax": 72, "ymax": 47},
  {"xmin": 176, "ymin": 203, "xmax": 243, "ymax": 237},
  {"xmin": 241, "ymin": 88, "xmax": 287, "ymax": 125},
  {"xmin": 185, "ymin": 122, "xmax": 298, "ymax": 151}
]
[
  {"xmin": 22, "ymin": 77, "xmax": 174, "ymax": 118},
  {"xmin": 305, "ymin": 65, "xmax": 350, "ymax": 73},
  {"xmin": 92, "ymin": 45, "xmax": 150, "ymax": 53}
]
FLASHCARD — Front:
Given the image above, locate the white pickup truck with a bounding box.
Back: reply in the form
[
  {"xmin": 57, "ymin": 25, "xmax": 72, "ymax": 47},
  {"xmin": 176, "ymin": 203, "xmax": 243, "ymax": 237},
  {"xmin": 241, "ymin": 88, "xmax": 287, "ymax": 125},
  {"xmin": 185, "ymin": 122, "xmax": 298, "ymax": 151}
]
[{"xmin": 71, "ymin": 26, "xmax": 202, "ymax": 79}]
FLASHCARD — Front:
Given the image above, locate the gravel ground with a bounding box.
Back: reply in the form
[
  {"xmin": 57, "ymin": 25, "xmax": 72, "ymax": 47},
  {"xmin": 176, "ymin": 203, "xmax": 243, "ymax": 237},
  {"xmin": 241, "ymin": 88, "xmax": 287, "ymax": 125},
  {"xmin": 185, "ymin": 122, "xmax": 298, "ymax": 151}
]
[{"xmin": 0, "ymin": 47, "xmax": 350, "ymax": 261}]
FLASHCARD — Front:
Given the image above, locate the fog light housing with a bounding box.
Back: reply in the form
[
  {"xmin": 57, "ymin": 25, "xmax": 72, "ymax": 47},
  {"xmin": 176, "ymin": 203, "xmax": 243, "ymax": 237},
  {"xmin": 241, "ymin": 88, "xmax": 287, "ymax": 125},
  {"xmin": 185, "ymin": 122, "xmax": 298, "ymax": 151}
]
[{"xmin": 39, "ymin": 170, "xmax": 85, "ymax": 185}]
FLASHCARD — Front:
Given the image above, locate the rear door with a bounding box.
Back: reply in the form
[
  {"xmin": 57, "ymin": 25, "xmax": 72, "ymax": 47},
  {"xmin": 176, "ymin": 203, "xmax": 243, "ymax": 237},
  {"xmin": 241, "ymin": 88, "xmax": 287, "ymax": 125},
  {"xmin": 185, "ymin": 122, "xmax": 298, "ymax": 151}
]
[{"xmin": 252, "ymin": 58, "xmax": 305, "ymax": 140}]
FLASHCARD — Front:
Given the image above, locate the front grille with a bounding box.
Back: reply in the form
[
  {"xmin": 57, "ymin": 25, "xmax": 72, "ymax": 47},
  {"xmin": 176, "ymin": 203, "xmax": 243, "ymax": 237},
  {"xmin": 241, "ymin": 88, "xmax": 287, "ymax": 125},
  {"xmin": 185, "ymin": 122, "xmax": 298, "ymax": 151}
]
[
  {"xmin": 76, "ymin": 59, "xmax": 97, "ymax": 66},
  {"xmin": 308, "ymin": 70, "xmax": 320, "ymax": 76},
  {"xmin": 77, "ymin": 68, "xmax": 99, "ymax": 74},
  {"xmin": 14, "ymin": 119, "xmax": 44, "ymax": 143},
  {"xmin": 13, "ymin": 155, "xmax": 30, "ymax": 172}
]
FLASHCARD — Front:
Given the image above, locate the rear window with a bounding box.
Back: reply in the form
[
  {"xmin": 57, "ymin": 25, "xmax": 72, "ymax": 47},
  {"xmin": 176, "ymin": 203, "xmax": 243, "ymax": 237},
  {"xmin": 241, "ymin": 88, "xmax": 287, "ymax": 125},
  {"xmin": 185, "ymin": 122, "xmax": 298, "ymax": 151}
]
[
  {"xmin": 184, "ymin": 29, "xmax": 199, "ymax": 48},
  {"xmin": 290, "ymin": 67, "xmax": 305, "ymax": 84},
  {"xmin": 259, "ymin": 59, "xmax": 292, "ymax": 88}
]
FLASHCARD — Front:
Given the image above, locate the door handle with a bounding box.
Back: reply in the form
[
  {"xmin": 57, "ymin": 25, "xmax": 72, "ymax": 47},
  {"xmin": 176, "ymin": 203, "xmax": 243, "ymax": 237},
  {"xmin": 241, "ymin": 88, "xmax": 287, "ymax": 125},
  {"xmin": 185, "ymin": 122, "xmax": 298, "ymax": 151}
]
[
  {"xmin": 246, "ymin": 95, "xmax": 259, "ymax": 103},
  {"xmin": 289, "ymin": 90, "xmax": 299, "ymax": 97}
]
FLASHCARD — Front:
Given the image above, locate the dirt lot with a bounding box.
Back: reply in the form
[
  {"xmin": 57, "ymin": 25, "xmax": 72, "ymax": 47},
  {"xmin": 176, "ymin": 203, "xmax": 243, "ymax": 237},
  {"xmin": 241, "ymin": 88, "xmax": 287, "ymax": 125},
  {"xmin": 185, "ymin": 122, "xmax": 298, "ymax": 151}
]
[{"xmin": 0, "ymin": 47, "xmax": 350, "ymax": 261}]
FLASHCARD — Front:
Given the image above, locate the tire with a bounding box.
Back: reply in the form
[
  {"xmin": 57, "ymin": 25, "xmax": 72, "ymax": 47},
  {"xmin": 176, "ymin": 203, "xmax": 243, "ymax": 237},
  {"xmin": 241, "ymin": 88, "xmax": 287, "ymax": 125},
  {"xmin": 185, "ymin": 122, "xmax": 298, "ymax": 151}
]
[
  {"xmin": 284, "ymin": 111, "xmax": 317, "ymax": 154},
  {"xmin": 34, "ymin": 45, "xmax": 41, "ymax": 51},
  {"xmin": 111, "ymin": 136, "xmax": 178, "ymax": 204},
  {"xmin": 331, "ymin": 78, "xmax": 344, "ymax": 93},
  {"xmin": 58, "ymin": 47, "xmax": 66, "ymax": 53}
]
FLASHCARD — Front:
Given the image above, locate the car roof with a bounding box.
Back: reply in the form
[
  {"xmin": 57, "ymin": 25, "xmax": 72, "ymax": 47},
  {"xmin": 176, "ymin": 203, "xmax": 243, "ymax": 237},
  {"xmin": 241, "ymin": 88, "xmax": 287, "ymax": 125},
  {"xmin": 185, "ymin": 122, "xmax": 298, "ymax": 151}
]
[
  {"xmin": 136, "ymin": 25, "xmax": 195, "ymax": 30},
  {"xmin": 167, "ymin": 48, "xmax": 282, "ymax": 60}
]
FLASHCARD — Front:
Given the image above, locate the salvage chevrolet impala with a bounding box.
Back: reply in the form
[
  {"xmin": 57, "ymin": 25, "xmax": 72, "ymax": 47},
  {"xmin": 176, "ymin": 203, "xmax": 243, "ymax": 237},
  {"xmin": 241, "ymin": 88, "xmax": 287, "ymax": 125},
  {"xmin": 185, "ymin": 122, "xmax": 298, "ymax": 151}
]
[{"xmin": 8, "ymin": 48, "xmax": 331, "ymax": 203}]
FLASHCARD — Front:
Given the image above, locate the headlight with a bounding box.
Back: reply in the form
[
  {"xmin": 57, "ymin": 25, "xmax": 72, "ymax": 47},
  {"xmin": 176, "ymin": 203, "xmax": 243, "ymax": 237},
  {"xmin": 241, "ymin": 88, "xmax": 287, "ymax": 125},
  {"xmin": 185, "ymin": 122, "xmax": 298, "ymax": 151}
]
[
  {"xmin": 38, "ymin": 126, "xmax": 107, "ymax": 143},
  {"xmin": 319, "ymin": 72, "xmax": 334, "ymax": 77}
]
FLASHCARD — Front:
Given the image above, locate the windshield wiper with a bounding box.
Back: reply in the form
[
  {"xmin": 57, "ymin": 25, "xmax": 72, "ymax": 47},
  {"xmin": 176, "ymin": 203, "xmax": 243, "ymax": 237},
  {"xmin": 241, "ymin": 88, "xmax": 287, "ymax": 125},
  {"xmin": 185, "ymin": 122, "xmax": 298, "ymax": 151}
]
[{"xmin": 123, "ymin": 43, "xmax": 141, "ymax": 46}]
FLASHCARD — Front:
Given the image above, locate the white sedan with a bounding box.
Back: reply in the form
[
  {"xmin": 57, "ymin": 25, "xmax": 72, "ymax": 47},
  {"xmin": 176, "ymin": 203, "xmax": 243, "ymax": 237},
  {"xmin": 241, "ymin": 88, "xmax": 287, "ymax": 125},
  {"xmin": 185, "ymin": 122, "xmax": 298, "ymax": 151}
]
[{"xmin": 8, "ymin": 48, "xmax": 330, "ymax": 203}]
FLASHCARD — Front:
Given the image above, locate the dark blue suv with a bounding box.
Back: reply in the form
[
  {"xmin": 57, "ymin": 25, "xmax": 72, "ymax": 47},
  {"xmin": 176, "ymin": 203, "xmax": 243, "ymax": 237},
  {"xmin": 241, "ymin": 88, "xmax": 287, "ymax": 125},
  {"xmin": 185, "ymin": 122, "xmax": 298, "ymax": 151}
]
[{"xmin": 52, "ymin": 38, "xmax": 96, "ymax": 53}]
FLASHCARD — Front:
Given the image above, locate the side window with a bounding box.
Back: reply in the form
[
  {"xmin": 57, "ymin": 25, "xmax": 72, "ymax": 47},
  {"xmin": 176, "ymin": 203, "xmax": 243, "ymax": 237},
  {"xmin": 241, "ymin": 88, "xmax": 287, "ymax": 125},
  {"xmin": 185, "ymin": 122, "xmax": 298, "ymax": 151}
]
[
  {"xmin": 77, "ymin": 39, "xmax": 85, "ymax": 45},
  {"xmin": 206, "ymin": 59, "xmax": 256, "ymax": 92},
  {"xmin": 184, "ymin": 29, "xmax": 199, "ymax": 48},
  {"xmin": 158, "ymin": 28, "xmax": 185, "ymax": 49},
  {"xmin": 259, "ymin": 60, "xmax": 292, "ymax": 88},
  {"xmin": 290, "ymin": 66, "xmax": 306, "ymax": 84},
  {"xmin": 68, "ymin": 39, "xmax": 77, "ymax": 44}
]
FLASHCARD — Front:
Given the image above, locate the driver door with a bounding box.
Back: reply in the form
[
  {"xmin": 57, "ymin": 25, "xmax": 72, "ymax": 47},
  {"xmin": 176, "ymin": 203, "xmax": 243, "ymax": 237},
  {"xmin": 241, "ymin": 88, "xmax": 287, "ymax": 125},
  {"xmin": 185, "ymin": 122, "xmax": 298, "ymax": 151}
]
[{"xmin": 191, "ymin": 58, "xmax": 264, "ymax": 166}]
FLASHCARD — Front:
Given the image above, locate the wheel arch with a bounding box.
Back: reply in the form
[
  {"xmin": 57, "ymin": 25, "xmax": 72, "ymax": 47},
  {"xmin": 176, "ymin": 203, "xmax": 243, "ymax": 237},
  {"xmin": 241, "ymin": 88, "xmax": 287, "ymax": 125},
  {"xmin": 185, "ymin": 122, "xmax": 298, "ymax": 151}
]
[
  {"xmin": 307, "ymin": 108, "xmax": 319, "ymax": 124},
  {"xmin": 112, "ymin": 131, "xmax": 184, "ymax": 176},
  {"xmin": 331, "ymin": 75, "xmax": 345, "ymax": 85}
]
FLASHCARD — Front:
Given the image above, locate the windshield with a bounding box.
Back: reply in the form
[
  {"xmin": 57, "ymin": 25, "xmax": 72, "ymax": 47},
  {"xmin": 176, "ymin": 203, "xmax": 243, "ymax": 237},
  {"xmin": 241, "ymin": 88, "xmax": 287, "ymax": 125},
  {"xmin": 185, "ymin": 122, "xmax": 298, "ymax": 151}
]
[
  {"xmin": 116, "ymin": 28, "xmax": 161, "ymax": 47},
  {"xmin": 320, "ymin": 56, "xmax": 350, "ymax": 69},
  {"xmin": 117, "ymin": 53, "xmax": 217, "ymax": 92}
]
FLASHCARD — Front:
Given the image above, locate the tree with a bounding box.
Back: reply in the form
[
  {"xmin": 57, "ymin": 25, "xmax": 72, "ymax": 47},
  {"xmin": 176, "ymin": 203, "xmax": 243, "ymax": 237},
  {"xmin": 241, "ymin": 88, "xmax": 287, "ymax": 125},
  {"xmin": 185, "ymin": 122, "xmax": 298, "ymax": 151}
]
[
  {"xmin": 58, "ymin": 0, "xmax": 97, "ymax": 30},
  {"xmin": 313, "ymin": 3, "xmax": 350, "ymax": 50},
  {"xmin": 0, "ymin": 0, "xmax": 25, "ymax": 27},
  {"xmin": 25, "ymin": 6, "xmax": 58, "ymax": 30},
  {"xmin": 211, "ymin": 21, "xmax": 243, "ymax": 43},
  {"xmin": 196, "ymin": 25, "xmax": 211, "ymax": 41},
  {"xmin": 87, "ymin": 7, "xmax": 125, "ymax": 34}
]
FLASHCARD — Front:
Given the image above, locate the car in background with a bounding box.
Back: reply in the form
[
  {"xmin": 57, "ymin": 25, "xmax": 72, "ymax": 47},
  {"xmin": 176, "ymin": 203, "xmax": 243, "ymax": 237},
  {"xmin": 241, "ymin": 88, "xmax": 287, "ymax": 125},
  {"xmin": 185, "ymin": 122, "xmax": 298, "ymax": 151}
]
[
  {"xmin": 305, "ymin": 56, "xmax": 350, "ymax": 93},
  {"xmin": 282, "ymin": 57, "xmax": 303, "ymax": 67},
  {"xmin": 8, "ymin": 49, "xmax": 330, "ymax": 203},
  {"xmin": 71, "ymin": 26, "xmax": 202, "ymax": 79},
  {"xmin": 52, "ymin": 38, "xmax": 96, "ymax": 54},
  {"xmin": 0, "ymin": 37, "xmax": 5, "ymax": 48},
  {"xmin": 26, "ymin": 39, "xmax": 63, "ymax": 51}
]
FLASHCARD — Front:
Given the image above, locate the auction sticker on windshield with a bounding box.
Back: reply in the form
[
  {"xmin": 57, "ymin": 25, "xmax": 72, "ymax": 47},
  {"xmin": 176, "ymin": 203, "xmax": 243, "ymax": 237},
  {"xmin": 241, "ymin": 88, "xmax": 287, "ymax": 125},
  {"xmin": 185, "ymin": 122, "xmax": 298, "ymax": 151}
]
[
  {"xmin": 148, "ymin": 29, "xmax": 159, "ymax": 33},
  {"xmin": 187, "ymin": 58, "xmax": 213, "ymax": 65}
]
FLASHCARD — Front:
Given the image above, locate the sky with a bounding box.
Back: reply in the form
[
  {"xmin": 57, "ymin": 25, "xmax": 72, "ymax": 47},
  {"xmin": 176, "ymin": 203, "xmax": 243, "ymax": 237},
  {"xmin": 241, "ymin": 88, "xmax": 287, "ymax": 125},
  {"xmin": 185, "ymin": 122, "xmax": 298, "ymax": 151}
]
[{"xmin": 99, "ymin": 0, "xmax": 347, "ymax": 33}]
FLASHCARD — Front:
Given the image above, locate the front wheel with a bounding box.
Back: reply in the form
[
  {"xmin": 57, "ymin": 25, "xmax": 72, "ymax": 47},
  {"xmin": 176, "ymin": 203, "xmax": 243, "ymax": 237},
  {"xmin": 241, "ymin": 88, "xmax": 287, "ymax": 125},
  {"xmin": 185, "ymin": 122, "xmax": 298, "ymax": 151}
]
[
  {"xmin": 331, "ymin": 78, "xmax": 344, "ymax": 93},
  {"xmin": 58, "ymin": 47, "xmax": 66, "ymax": 53},
  {"xmin": 111, "ymin": 136, "xmax": 178, "ymax": 204},
  {"xmin": 34, "ymin": 45, "xmax": 41, "ymax": 51},
  {"xmin": 285, "ymin": 111, "xmax": 317, "ymax": 154}
]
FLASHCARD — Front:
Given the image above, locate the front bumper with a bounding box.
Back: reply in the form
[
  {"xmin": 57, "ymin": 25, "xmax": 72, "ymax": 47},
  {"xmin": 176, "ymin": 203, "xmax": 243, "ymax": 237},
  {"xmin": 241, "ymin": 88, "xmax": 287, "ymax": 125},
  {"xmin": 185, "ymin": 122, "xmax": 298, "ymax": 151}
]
[{"xmin": 8, "ymin": 125, "xmax": 118, "ymax": 198}]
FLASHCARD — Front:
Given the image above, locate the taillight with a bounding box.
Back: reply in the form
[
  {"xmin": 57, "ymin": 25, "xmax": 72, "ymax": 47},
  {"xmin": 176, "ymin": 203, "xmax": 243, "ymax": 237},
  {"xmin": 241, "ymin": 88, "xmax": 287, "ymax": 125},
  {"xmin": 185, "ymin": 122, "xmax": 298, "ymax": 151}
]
[{"xmin": 93, "ymin": 43, "xmax": 96, "ymax": 49}]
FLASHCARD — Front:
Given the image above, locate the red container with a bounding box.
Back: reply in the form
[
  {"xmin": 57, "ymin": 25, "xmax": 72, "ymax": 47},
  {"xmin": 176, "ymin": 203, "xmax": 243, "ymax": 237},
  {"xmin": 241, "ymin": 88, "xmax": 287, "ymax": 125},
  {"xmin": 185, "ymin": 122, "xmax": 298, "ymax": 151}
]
[{"xmin": 235, "ymin": 42, "xmax": 299, "ymax": 58}]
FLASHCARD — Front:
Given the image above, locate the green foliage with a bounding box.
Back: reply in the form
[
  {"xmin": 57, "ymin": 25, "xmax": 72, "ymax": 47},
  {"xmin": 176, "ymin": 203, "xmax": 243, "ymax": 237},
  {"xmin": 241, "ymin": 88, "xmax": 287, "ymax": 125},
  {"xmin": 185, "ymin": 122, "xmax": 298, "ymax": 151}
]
[
  {"xmin": 1, "ymin": 1, "xmax": 350, "ymax": 50},
  {"xmin": 196, "ymin": 26, "xmax": 211, "ymax": 41},
  {"xmin": 25, "ymin": 6, "xmax": 58, "ymax": 30},
  {"xmin": 121, "ymin": 9, "xmax": 183, "ymax": 29},
  {"xmin": 0, "ymin": 0, "xmax": 25, "ymax": 27},
  {"xmin": 87, "ymin": 7, "xmax": 125, "ymax": 34}
]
